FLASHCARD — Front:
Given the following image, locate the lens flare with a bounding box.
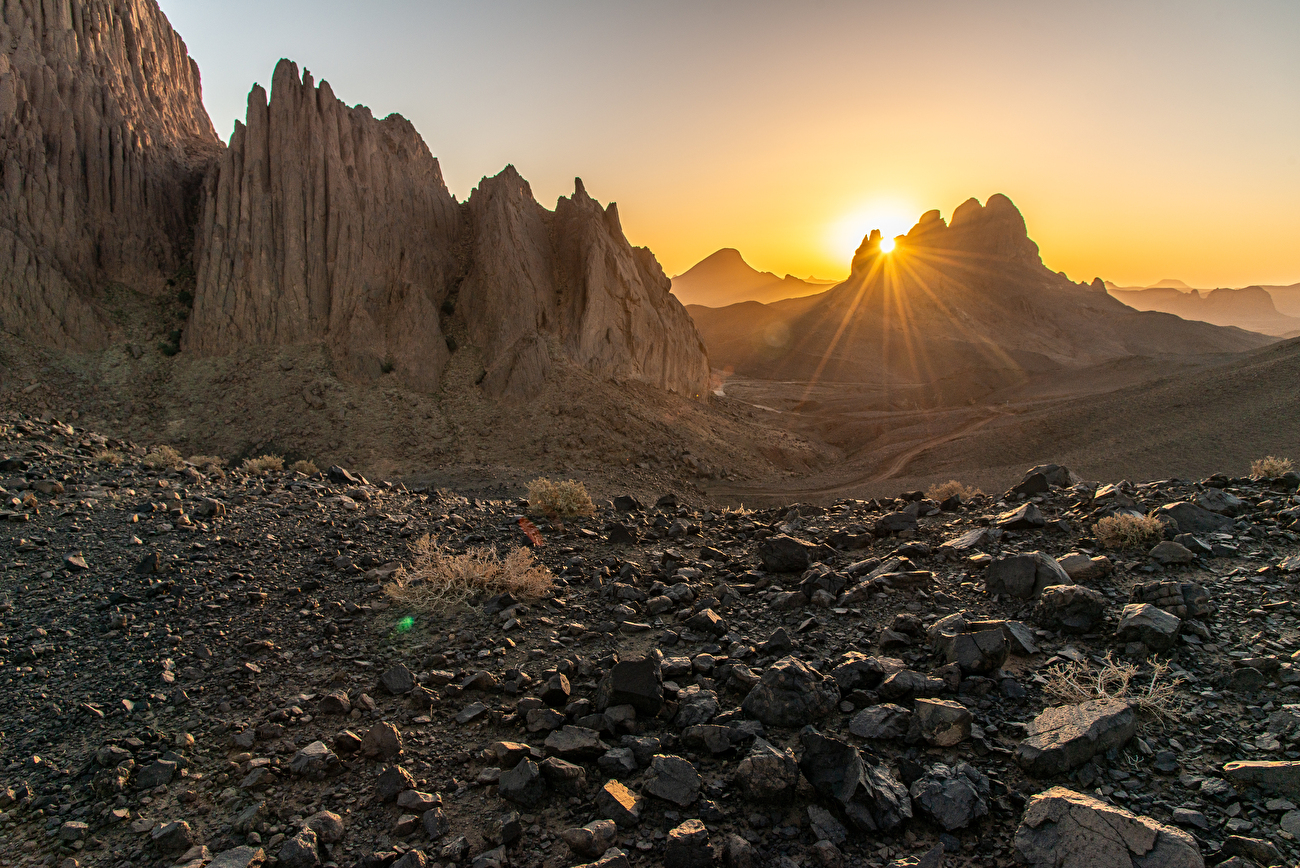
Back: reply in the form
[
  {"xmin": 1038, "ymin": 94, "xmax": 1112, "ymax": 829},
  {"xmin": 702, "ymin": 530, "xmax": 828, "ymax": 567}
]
[{"xmin": 396, "ymin": 615, "xmax": 415, "ymax": 633}]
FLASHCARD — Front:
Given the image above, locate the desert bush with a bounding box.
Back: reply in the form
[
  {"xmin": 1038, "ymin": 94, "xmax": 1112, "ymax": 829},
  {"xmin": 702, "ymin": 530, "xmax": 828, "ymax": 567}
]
[
  {"xmin": 289, "ymin": 459, "xmax": 320, "ymax": 476},
  {"xmin": 1094, "ymin": 513, "xmax": 1164, "ymax": 550},
  {"xmin": 527, "ymin": 477, "xmax": 595, "ymax": 519},
  {"xmin": 94, "ymin": 449, "xmax": 124, "ymax": 466},
  {"xmin": 1043, "ymin": 653, "xmax": 1184, "ymax": 722},
  {"xmin": 385, "ymin": 535, "xmax": 553, "ymax": 610},
  {"xmin": 141, "ymin": 444, "xmax": 182, "ymax": 470},
  {"xmin": 925, "ymin": 480, "xmax": 983, "ymax": 502},
  {"xmin": 1251, "ymin": 456, "xmax": 1294, "ymax": 478},
  {"xmin": 241, "ymin": 454, "xmax": 284, "ymax": 475}
]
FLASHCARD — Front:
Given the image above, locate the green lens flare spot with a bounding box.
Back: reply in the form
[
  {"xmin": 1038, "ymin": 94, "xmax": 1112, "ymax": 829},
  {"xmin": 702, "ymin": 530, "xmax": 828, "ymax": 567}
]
[{"xmin": 396, "ymin": 615, "xmax": 414, "ymax": 633}]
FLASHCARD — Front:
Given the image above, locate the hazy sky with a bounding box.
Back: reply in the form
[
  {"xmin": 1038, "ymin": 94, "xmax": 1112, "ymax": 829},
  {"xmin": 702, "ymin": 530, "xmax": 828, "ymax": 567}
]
[{"xmin": 160, "ymin": 0, "xmax": 1299, "ymax": 287}]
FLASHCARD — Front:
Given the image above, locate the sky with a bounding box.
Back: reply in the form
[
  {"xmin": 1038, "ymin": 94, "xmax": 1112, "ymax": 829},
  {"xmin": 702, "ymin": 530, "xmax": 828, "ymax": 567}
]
[{"xmin": 160, "ymin": 0, "xmax": 1300, "ymax": 288}]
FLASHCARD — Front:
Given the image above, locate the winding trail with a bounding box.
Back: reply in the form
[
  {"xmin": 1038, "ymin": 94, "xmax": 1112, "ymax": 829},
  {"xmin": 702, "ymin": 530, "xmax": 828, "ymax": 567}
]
[{"xmin": 710, "ymin": 408, "xmax": 1009, "ymax": 502}]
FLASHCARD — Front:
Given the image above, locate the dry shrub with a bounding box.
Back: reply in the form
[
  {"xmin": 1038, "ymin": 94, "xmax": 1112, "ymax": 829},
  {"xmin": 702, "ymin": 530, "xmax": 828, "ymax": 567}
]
[
  {"xmin": 289, "ymin": 459, "xmax": 320, "ymax": 476},
  {"xmin": 1094, "ymin": 513, "xmax": 1164, "ymax": 550},
  {"xmin": 141, "ymin": 444, "xmax": 182, "ymax": 470},
  {"xmin": 1043, "ymin": 653, "xmax": 1185, "ymax": 722},
  {"xmin": 1251, "ymin": 456, "xmax": 1294, "ymax": 478},
  {"xmin": 385, "ymin": 535, "xmax": 553, "ymax": 610},
  {"xmin": 527, "ymin": 477, "xmax": 594, "ymax": 519},
  {"xmin": 926, "ymin": 480, "xmax": 983, "ymax": 502},
  {"xmin": 94, "ymin": 449, "xmax": 124, "ymax": 466},
  {"xmin": 241, "ymin": 454, "xmax": 284, "ymax": 475}
]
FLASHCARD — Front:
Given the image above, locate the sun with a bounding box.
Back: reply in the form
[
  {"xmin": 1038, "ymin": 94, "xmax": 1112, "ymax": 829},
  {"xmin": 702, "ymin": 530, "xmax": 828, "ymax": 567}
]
[
  {"xmin": 879, "ymin": 237, "xmax": 896, "ymax": 254},
  {"xmin": 828, "ymin": 199, "xmax": 917, "ymax": 261}
]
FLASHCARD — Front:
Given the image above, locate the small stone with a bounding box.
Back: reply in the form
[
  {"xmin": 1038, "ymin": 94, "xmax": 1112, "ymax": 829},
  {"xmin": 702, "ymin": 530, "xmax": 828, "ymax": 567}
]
[
  {"xmin": 207, "ymin": 847, "xmax": 266, "ymax": 868},
  {"xmin": 498, "ymin": 758, "xmax": 547, "ymax": 807},
  {"xmin": 909, "ymin": 763, "xmax": 990, "ymax": 830},
  {"xmin": 1149, "ymin": 540, "xmax": 1195, "ymax": 565},
  {"xmin": 289, "ymin": 741, "xmax": 339, "ymax": 780},
  {"xmin": 150, "ymin": 820, "xmax": 195, "ymax": 854},
  {"xmin": 562, "ymin": 819, "xmax": 618, "ymax": 859},
  {"xmin": 380, "ymin": 663, "xmax": 415, "ymax": 694},
  {"xmin": 136, "ymin": 759, "xmax": 177, "ymax": 789},
  {"xmin": 1115, "ymin": 603, "xmax": 1181, "ymax": 651}
]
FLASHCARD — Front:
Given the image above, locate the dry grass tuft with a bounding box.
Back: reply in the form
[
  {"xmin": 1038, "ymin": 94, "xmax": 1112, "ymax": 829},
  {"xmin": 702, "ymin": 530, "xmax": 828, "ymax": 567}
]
[
  {"xmin": 384, "ymin": 535, "xmax": 553, "ymax": 610},
  {"xmin": 289, "ymin": 459, "xmax": 320, "ymax": 476},
  {"xmin": 93, "ymin": 449, "xmax": 124, "ymax": 466},
  {"xmin": 1043, "ymin": 653, "xmax": 1185, "ymax": 722},
  {"xmin": 926, "ymin": 480, "xmax": 984, "ymax": 502},
  {"xmin": 1095, "ymin": 513, "xmax": 1165, "ymax": 550},
  {"xmin": 527, "ymin": 477, "xmax": 595, "ymax": 519},
  {"xmin": 141, "ymin": 445, "xmax": 183, "ymax": 470},
  {"xmin": 241, "ymin": 454, "xmax": 284, "ymax": 475},
  {"xmin": 1251, "ymin": 456, "xmax": 1294, "ymax": 478}
]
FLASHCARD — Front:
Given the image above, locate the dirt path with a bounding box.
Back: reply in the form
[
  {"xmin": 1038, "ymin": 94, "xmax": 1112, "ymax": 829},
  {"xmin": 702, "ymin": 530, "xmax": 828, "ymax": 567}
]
[{"xmin": 710, "ymin": 408, "xmax": 1009, "ymax": 502}]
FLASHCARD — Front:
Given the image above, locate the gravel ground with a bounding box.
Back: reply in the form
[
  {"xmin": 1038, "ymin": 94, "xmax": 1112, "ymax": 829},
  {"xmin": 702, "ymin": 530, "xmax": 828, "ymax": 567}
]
[{"xmin": 2, "ymin": 413, "xmax": 1300, "ymax": 868}]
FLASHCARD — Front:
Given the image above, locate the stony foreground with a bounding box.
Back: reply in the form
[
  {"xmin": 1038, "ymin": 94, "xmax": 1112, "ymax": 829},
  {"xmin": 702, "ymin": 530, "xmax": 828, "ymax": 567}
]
[{"xmin": 2, "ymin": 415, "xmax": 1300, "ymax": 868}]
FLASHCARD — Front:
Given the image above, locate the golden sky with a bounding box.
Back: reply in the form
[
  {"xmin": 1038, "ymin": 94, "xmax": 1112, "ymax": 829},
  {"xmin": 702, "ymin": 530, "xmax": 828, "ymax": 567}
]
[{"xmin": 166, "ymin": 0, "xmax": 1299, "ymax": 288}]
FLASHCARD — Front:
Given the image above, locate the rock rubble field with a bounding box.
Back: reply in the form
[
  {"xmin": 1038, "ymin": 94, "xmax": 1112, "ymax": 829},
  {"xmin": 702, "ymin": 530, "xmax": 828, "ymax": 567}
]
[{"xmin": 2, "ymin": 415, "xmax": 1300, "ymax": 868}]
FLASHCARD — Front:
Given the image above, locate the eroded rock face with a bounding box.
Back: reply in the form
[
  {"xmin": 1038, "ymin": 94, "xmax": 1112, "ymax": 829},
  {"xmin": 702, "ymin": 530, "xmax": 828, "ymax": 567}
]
[
  {"xmin": 188, "ymin": 59, "xmax": 461, "ymax": 389},
  {"xmin": 0, "ymin": 0, "xmax": 221, "ymax": 348},
  {"xmin": 460, "ymin": 172, "xmax": 710, "ymax": 399},
  {"xmin": 188, "ymin": 65, "xmax": 709, "ymax": 399}
]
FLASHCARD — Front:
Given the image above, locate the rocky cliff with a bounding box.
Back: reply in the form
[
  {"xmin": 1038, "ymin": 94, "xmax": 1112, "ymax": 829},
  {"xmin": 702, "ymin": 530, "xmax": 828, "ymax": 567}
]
[
  {"xmin": 0, "ymin": 0, "xmax": 220, "ymax": 349},
  {"xmin": 188, "ymin": 61, "xmax": 709, "ymax": 400},
  {"xmin": 187, "ymin": 59, "xmax": 462, "ymax": 389},
  {"xmin": 459, "ymin": 170, "xmax": 710, "ymax": 398}
]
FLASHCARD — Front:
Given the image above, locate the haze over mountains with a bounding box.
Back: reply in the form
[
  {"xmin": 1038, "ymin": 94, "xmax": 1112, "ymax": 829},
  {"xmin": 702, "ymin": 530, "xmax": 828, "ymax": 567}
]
[
  {"xmin": 1105, "ymin": 280, "xmax": 1300, "ymax": 338},
  {"xmin": 669, "ymin": 248, "xmax": 832, "ymax": 307}
]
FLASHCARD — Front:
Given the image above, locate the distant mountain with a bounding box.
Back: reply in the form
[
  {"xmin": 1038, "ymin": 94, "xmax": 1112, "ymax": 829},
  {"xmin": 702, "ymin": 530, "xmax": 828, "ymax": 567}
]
[
  {"xmin": 1260, "ymin": 283, "xmax": 1300, "ymax": 318},
  {"xmin": 1106, "ymin": 282, "xmax": 1300, "ymax": 337},
  {"xmin": 670, "ymin": 248, "xmax": 830, "ymax": 307},
  {"xmin": 689, "ymin": 195, "xmax": 1272, "ymax": 405}
]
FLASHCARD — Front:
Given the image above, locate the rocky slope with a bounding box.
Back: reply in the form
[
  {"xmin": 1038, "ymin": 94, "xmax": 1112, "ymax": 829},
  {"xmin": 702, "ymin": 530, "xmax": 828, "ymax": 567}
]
[
  {"xmin": 0, "ymin": 0, "xmax": 222, "ymax": 350},
  {"xmin": 689, "ymin": 196, "xmax": 1273, "ymax": 403},
  {"xmin": 3, "ymin": 414, "xmax": 1300, "ymax": 868}
]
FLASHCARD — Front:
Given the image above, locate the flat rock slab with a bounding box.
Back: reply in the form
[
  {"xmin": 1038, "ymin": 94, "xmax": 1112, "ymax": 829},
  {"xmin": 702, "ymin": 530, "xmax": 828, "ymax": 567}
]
[
  {"xmin": 1156, "ymin": 501, "xmax": 1232, "ymax": 534},
  {"xmin": 1115, "ymin": 603, "xmax": 1181, "ymax": 651},
  {"xmin": 1014, "ymin": 786, "xmax": 1204, "ymax": 868},
  {"xmin": 1016, "ymin": 699, "xmax": 1136, "ymax": 777},
  {"xmin": 1223, "ymin": 761, "xmax": 1300, "ymax": 798}
]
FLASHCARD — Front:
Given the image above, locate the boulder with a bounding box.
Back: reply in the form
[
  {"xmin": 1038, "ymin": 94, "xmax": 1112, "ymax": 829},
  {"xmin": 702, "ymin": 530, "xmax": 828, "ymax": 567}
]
[
  {"xmin": 1194, "ymin": 488, "xmax": 1246, "ymax": 516},
  {"xmin": 664, "ymin": 819, "xmax": 711, "ymax": 868},
  {"xmin": 735, "ymin": 738, "xmax": 800, "ymax": 801},
  {"xmin": 1033, "ymin": 585, "xmax": 1107, "ymax": 633},
  {"xmin": 933, "ymin": 627, "xmax": 1008, "ymax": 674},
  {"xmin": 1154, "ymin": 502, "xmax": 1232, "ymax": 534},
  {"xmin": 1149, "ymin": 541, "xmax": 1195, "ymax": 565},
  {"xmin": 1016, "ymin": 699, "xmax": 1136, "ymax": 777},
  {"xmin": 1014, "ymin": 787, "xmax": 1204, "ymax": 868},
  {"xmin": 595, "ymin": 656, "xmax": 664, "ymax": 716},
  {"xmin": 985, "ymin": 552, "xmax": 1068, "ymax": 599},
  {"xmin": 910, "ymin": 699, "xmax": 973, "ymax": 747},
  {"xmin": 759, "ymin": 535, "xmax": 817, "ymax": 572},
  {"xmin": 1129, "ymin": 581, "xmax": 1210, "ymax": 620},
  {"xmin": 741, "ymin": 657, "xmax": 840, "ymax": 727},
  {"xmin": 1115, "ymin": 603, "xmax": 1181, "ymax": 651},
  {"xmin": 798, "ymin": 730, "xmax": 912, "ymax": 832},
  {"xmin": 289, "ymin": 741, "xmax": 339, "ymax": 780},
  {"xmin": 1057, "ymin": 553, "xmax": 1112, "ymax": 583},
  {"xmin": 909, "ymin": 763, "xmax": 990, "ymax": 830},
  {"xmin": 595, "ymin": 780, "xmax": 644, "ymax": 827},
  {"xmin": 996, "ymin": 502, "xmax": 1046, "ymax": 529},
  {"xmin": 498, "ymin": 759, "xmax": 547, "ymax": 807},
  {"xmin": 643, "ymin": 755, "xmax": 700, "ymax": 807},
  {"xmin": 849, "ymin": 704, "xmax": 912, "ymax": 740},
  {"xmin": 1222, "ymin": 761, "xmax": 1300, "ymax": 798}
]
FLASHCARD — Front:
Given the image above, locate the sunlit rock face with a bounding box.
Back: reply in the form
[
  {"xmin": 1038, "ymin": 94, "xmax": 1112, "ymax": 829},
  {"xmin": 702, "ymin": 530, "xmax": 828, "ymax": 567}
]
[{"xmin": 0, "ymin": 0, "xmax": 222, "ymax": 349}]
